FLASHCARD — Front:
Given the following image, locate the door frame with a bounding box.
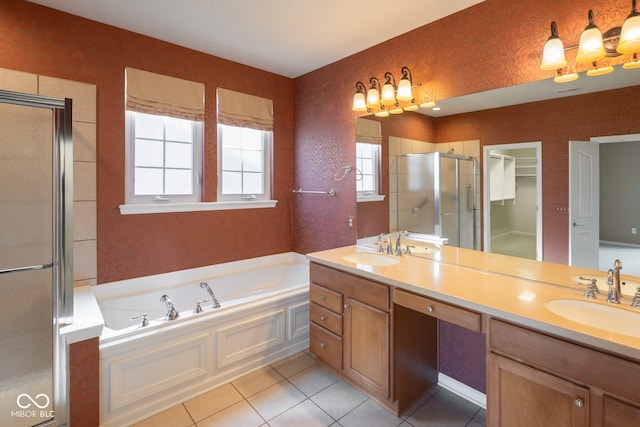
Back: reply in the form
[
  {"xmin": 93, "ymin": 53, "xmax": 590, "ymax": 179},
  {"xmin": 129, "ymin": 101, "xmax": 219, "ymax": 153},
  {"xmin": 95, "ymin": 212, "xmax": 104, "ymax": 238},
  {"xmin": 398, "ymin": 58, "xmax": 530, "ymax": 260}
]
[{"xmin": 483, "ymin": 142, "xmax": 542, "ymax": 260}]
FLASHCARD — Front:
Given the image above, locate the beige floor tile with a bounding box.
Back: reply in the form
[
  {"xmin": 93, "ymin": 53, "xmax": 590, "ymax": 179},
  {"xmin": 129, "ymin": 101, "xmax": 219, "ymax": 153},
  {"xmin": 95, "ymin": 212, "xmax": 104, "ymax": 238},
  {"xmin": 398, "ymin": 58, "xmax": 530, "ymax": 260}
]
[
  {"xmin": 196, "ymin": 400, "xmax": 264, "ymax": 427},
  {"xmin": 337, "ymin": 398, "xmax": 404, "ymax": 427},
  {"xmin": 247, "ymin": 381, "xmax": 307, "ymax": 421},
  {"xmin": 406, "ymin": 397, "xmax": 471, "ymax": 427},
  {"xmin": 288, "ymin": 363, "xmax": 339, "ymax": 397},
  {"xmin": 433, "ymin": 388, "xmax": 481, "ymax": 418},
  {"xmin": 271, "ymin": 351, "xmax": 317, "ymax": 378},
  {"xmin": 310, "ymin": 379, "xmax": 368, "ymax": 420},
  {"xmin": 131, "ymin": 404, "xmax": 193, "ymax": 427},
  {"xmin": 184, "ymin": 383, "xmax": 244, "ymax": 422},
  {"xmin": 232, "ymin": 366, "xmax": 284, "ymax": 398},
  {"xmin": 268, "ymin": 399, "xmax": 335, "ymax": 427}
]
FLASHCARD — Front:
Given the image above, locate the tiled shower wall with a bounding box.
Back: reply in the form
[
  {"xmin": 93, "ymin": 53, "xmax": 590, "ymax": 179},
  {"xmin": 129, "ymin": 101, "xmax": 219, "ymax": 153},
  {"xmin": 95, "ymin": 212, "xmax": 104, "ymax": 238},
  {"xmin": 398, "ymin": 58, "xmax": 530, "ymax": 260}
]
[
  {"xmin": 0, "ymin": 67, "xmax": 97, "ymax": 287},
  {"xmin": 388, "ymin": 137, "xmax": 481, "ymax": 249}
]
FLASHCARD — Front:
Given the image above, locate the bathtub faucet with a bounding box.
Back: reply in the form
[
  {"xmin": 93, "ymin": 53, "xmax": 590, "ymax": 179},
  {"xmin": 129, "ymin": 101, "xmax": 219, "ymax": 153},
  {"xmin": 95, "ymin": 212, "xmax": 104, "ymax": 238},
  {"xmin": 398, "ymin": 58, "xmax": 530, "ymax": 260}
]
[
  {"xmin": 199, "ymin": 282, "xmax": 221, "ymax": 309},
  {"xmin": 160, "ymin": 294, "xmax": 180, "ymax": 320}
]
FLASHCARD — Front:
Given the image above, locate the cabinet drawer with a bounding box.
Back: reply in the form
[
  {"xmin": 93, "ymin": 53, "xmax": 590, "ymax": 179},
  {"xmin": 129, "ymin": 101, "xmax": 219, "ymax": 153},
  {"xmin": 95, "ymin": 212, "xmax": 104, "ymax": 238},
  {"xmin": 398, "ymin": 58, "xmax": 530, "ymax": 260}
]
[
  {"xmin": 310, "ymin": 302, "xmax": 342, "ymax": 336},
  {"xmin": 311, "ymin": 262, "xmax": 389, "ymax": 311},
  {"xmin": 393, "ymin": 288, "xmax": 482, "ymax": 333},
  {"xmin": 310, "ymin": 323, "xmax": 342, "ymax": 371},
  {"xmin": 310, "ymin": 283, "xmax": 343, "ymax": 313}
]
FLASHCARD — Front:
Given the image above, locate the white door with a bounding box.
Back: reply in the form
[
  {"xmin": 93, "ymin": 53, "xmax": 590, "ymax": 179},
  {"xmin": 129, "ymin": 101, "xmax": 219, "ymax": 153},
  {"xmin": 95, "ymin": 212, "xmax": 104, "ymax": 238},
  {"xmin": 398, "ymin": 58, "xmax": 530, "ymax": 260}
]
[{"xmin": 569, "ymin": 141, "xmax": 599, "ymax": 268}]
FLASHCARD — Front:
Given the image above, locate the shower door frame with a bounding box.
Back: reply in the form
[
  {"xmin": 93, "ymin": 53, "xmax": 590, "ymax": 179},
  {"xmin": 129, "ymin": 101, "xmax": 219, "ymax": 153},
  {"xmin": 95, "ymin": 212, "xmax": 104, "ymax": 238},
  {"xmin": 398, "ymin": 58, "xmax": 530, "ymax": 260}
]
[{"xmin": 0, "ymin": 89, "xmax": 73, "ymax": 426}]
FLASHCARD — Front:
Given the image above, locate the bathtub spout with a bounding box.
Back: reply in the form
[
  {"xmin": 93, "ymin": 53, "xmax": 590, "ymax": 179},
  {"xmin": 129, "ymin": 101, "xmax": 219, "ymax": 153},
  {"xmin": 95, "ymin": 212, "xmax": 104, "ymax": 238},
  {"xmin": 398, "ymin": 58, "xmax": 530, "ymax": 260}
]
[
  {"xmin": 199, "ymin": 282, "xmax": 221, "ymax": 309},
  {"xmin": 160, "ymin": 294, "xmax": 179, "ymax": 320}
]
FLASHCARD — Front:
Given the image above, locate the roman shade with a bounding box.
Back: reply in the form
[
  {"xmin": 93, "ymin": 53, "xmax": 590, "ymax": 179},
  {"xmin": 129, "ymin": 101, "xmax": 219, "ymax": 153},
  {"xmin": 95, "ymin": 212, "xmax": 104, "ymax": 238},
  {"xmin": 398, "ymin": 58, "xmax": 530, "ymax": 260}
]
[
  {"xmin": 356, "ymin": 118, "xmax": 382, "ymax": 144},
  {"xmin": 125, "ymin": 67, "xmax": 205, "ymax": 121},
  {"xmin": 217, "ymin": 87, "xmax": 273, "ymax": 131}
]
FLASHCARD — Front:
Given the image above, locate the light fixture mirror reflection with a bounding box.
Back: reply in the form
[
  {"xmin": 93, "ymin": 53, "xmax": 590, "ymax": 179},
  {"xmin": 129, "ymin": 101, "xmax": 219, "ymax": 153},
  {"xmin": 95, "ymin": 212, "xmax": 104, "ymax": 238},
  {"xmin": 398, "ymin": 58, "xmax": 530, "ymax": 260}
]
[
  {"xmin": 618, "ymin": 0, "xmax": 640, "ymax": 54},
  {"xmin": 576, "ymin": 10, "xmax": 606, "ymax": 63}
]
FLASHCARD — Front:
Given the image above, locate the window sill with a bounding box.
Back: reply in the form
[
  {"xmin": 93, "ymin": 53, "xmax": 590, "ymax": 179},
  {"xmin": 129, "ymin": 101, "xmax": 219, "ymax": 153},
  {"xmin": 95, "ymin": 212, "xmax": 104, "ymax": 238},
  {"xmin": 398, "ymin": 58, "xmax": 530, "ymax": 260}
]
[
  {"xmin": 357, "ymin": 195, "xmax": 385, "ymax": 203},
  {"xmin": 119, "ymin": 200, "xmax": 278, "ymax": 215}
]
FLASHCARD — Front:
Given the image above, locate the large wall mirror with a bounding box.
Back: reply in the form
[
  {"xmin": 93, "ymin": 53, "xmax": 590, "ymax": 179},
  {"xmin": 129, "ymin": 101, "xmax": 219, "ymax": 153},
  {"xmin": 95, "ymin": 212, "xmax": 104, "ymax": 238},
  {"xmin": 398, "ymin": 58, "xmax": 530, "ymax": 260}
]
[{"xmin": 355, "ymin": 65, "xmax": 640, "ymax": 278}]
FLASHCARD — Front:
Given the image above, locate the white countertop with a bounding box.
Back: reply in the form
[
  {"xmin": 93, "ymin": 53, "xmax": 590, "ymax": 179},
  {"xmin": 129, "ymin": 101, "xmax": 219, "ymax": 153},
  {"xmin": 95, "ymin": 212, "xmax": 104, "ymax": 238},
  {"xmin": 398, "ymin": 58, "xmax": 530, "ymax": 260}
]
[{"xmin": 307, "ymin": 245, "xmax": 640, "ymax": 361}]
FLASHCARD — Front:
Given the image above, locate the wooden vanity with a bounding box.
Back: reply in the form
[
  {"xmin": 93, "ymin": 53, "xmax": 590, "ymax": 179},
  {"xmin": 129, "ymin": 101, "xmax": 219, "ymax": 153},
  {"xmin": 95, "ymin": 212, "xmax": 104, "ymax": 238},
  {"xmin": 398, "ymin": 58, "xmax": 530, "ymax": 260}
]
[{"xmin": 307, "ymin": 245, "xmax": 640, "ymax": 426}]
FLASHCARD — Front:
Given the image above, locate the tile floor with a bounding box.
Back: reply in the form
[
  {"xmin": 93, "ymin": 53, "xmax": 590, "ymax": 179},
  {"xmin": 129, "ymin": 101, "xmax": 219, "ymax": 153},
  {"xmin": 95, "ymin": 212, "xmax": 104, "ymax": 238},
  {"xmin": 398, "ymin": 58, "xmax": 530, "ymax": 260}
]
[{"xmin": 132, "ymin": 351, "xmax": 486, "ymax": 427}]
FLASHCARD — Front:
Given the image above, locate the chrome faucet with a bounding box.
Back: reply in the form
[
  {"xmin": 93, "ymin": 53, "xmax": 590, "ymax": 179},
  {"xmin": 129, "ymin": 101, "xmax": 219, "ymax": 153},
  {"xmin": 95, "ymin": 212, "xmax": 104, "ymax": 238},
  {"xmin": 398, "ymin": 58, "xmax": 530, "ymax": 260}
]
[
  {"xmin": 395, "ymin": 230, "xmax": 408, "ymax": 256},
  {"xmin": 160, "ymin": 294, "xmax": 180, "ymax": 320},
  {"xmin": 200, "ymin": 282, "xmax": 221, "ymax": 309},
  {"xmin": 606, "ymin": 259, "xmax": 623, "ymax": 304}
]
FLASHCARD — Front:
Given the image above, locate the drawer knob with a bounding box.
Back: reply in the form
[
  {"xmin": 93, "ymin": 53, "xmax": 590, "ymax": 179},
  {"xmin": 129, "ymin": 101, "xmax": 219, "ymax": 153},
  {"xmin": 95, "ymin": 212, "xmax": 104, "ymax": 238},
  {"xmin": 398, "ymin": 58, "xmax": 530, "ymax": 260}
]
[
  {"xmin": 320, "ymin": 342, "xmax": 326, "ymax": 349},
  {"xmin": 320, "ymin": 315, "xmax": 327, "ymax": 321},
  {"xmin": 320, "ymin": 295, "xmax": 327, "ymax": 301},
  {"xmin": 427, "ymin": 305, "xmax": 434, "ymax": 313},
  {"xmin": 344, "ymin": 303, "xmax": 350, "ymax": 310},
  {"xmin": 574, "ymin": 398, "xmax": 584, "ymax": 408}
]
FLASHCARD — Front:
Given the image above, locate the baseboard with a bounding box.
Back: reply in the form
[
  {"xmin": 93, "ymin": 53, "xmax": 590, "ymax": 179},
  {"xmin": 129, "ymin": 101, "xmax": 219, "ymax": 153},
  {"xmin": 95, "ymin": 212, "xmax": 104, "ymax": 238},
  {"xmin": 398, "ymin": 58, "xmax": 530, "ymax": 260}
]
[
  {"xmin": 438, "ymin": 373, "xmax": 486, "ymax": 409},
  {"xmin": 600, "ymin": 240, "xmax": 640, "ymax": 249}
]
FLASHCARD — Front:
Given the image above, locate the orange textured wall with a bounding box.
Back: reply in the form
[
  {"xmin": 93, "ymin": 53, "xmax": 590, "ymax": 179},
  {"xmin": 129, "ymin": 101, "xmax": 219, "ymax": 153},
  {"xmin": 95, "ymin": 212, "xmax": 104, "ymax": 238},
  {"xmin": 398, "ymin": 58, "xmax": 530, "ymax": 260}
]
[{"xmin": 0, "ymin": 0, "xmax": 295, "ymax": 283}]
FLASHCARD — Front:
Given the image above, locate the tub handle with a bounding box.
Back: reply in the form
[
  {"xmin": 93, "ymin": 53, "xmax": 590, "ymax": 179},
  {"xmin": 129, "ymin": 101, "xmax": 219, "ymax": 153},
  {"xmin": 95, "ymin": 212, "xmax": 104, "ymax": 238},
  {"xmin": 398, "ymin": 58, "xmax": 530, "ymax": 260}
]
[
  {"xmin": 130, "ymin": 313, "xmax": 149, "ymax": 327},
  {"xmin": 194, "ymin": 300, "xmax": 209, "ymax": 314}
]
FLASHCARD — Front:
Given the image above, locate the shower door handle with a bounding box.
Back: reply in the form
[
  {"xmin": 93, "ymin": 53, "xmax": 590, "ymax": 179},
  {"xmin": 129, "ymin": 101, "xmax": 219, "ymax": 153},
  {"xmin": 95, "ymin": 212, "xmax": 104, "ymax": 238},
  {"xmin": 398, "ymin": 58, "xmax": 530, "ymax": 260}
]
[
  {"xmin": 0, "ymin": 263, "xmax": 54, "ymax": 275},
  {"xmin": 466, "ymin": 184, "xmax": 472, "ymax": 212}
]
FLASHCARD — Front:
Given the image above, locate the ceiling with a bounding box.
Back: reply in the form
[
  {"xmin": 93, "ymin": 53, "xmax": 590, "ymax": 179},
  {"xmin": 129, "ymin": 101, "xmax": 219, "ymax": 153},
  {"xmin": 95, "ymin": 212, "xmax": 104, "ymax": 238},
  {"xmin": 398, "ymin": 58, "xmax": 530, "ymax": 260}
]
[
  {"xmin": 25, "ymin": 0, "xmax": 640, "ymax": 116},
  {"xmin": 26, "ymin": 0, "xmax": 484, "ymax": 78}
]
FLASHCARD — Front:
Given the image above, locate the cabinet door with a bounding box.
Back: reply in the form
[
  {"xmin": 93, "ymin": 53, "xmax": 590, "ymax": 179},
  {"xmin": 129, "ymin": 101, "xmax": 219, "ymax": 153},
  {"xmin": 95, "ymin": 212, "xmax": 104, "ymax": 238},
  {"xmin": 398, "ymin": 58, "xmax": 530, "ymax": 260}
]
[
  {"xmin": 343, "ymin": 297, "xmax": 389, "ymax": 399},
  {"xmin": 602, "ymin": 395, "xmax": 640, "ymax": 427},
  {"xmin": 488, "ymin": 354, "xmax": 589, "ymax": 427}
]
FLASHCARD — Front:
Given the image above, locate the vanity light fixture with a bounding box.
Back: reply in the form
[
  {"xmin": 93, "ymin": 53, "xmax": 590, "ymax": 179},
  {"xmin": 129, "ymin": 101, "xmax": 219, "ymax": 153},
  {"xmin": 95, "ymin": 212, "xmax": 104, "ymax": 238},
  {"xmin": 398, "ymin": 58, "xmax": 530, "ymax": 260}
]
[
  {"xmin": 352, "ymin": 66, "xmax": 428, "ymax": 116},
  {"xmin": 541, "ymin": 1, "xmax": 640, "ymax": 82}
]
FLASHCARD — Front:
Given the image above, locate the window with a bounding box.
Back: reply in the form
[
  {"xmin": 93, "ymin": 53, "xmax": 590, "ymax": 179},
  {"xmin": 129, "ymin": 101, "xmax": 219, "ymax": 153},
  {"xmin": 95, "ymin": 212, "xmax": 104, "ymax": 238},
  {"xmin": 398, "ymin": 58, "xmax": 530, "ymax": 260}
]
[
  {"xmin": 356, "ymin": 142, "xmax": 380, "ymax": 198},
  {"xmin": 126, "ymin": 111, "xmax": 203, "ymax": 203},
  {"xmin": 218, "ymin": 124, "xmax": 271, "ymax": 201}
]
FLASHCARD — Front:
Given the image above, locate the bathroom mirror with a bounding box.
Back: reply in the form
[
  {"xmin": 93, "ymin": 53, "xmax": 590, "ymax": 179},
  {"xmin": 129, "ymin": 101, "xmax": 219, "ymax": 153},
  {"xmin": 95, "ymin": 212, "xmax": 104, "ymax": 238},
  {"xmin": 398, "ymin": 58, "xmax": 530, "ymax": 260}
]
[{"xmin": 355, "ymin": 68, "xmax": 640, "ymax": 275}]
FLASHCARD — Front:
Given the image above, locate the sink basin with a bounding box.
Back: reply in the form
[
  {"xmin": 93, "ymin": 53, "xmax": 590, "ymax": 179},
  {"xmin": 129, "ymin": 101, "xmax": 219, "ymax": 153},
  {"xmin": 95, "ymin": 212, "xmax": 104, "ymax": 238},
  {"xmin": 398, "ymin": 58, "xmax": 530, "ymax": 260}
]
[
  {"xmin": 545, "ymin": 299, "xmax": 640, "ymax": 338},
  {"xmin": 572, "ymin": 274, "xmax": 640, "ymax": 297},
  {"xmin": 342, "ymin": 252, "xmax": 399, "ymax": 267}
]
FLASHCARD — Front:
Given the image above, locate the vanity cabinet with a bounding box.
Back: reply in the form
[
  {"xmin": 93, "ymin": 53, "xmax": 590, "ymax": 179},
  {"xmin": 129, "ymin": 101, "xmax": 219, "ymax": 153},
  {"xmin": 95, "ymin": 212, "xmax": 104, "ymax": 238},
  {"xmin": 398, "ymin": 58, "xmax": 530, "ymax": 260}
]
[
  {"xmin": 488, "ymin": 319, "xmax": 640, "ymax": 427},
  {"xmin": 309, "ymin": 262, "xmax": 391, "ymax": 401}
]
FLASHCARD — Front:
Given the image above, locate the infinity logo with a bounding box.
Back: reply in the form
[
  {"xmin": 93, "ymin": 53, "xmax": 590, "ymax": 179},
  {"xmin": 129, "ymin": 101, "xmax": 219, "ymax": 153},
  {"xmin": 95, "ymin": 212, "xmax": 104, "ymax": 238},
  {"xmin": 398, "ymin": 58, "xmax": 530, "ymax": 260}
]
[{"xmin": 16, "ymin": 393, "xmax": 50, "ymax": 409}]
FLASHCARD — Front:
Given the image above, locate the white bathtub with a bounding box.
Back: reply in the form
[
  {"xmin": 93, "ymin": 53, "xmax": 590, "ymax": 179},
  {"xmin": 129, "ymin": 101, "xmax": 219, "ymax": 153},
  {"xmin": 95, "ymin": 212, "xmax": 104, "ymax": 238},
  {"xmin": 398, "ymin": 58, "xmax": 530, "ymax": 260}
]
[{"xmin": 94, "ymin": 252, "xmax": 310, "ymax": 427}]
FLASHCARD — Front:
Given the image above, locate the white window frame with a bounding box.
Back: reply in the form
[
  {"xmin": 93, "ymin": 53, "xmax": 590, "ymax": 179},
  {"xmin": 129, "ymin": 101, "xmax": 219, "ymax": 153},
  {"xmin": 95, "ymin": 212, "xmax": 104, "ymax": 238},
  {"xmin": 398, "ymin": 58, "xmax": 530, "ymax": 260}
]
[
  {"xmin": 356, "ymin": 142, "xmax": 384, "ymax": 202},
  {"xmin": 217, "ymin": 124, "xmax": 272, "ymax": 202},
  {"xmin": 124, "ymin": 110, "xmax": 203, "ymax": 205}
]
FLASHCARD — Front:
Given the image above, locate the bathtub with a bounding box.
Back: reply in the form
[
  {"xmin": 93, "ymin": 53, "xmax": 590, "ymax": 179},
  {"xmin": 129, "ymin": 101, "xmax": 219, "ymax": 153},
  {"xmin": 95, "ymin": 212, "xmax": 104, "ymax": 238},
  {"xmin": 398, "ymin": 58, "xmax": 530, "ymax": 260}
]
[{"xmin": 94, "ymin": 252, "xmax": 310, "ymax": 427}]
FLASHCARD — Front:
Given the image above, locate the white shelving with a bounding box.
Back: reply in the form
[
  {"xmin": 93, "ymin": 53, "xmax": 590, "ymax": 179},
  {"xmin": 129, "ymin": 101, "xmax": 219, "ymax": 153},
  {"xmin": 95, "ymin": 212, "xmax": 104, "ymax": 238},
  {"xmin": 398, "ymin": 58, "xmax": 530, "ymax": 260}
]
[
  {"xmin": 515, "ymin": 156, "xmax": 537, "ymax": 177},
  {"xmin": 489, "ymin": 154, "xmax": 515, "ymax": 202}
]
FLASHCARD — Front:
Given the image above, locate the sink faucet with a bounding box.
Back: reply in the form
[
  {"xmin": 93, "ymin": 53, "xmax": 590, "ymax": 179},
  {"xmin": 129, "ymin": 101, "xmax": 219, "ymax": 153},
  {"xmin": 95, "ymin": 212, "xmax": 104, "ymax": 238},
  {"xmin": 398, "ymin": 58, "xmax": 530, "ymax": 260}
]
[
  {"xmin": 606, "ymin": 259, "xmax": 623, "ymax": 304},
  {"xmin": 160, "ymin": 294, "xmax": 180, "ymax": 320},
  {"xmin": 395, "ymin": 230, "xmax": 408, "ymax": 256}
]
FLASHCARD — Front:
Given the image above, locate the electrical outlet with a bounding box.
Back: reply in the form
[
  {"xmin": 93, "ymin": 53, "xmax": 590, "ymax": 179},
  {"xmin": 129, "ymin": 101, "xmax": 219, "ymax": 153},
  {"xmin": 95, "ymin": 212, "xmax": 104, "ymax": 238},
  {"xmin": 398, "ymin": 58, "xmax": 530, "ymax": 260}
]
[
  {"xmin": 348, "ymin": 216, "xmax": 354, "ymax": 228},
  {"xmin": 632, "ymin": 227, "xmax": 637, "ymax": 235}
]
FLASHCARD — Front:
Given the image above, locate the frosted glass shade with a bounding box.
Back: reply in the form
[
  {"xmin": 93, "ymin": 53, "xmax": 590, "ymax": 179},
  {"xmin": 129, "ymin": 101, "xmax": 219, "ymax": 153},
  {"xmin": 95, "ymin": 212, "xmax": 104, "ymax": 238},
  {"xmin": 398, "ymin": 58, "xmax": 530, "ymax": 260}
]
[
  {"xmin": 396, "ymin": 78, "xmax": 413, "ymax": 101},
  {"xmin": 554, "ymin": 72, "xmax": 579, "ymax": 83},
  {"xmin": 366, "ymin": 87, "xmax": 379, "ymax": 106},
  {"xmin": 541, "ymin": 37, "xmax": 567, "ymax": 70},
  {"xmin": 576, "ymin": 27, "xmax": 606, "ymax": 63},
  {"xmin": 352, "ymin": 92, "xmax": 366, "ymax": 111},
  {"xmin": 381, "ymin": 82, "xmax": 396, "ymax": 104},
  {"xmin": 618, "ymin": 13, "xmax": 640, "ymax": 54}
]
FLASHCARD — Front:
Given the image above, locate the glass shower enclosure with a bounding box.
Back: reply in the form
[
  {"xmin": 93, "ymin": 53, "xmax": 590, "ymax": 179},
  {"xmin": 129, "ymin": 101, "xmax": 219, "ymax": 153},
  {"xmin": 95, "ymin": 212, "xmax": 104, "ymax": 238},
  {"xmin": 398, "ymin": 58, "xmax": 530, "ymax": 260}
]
[
  {"xmin": 396, "ymin": 152, "xmax": 476, "ymax": 249},
  {"xmin": 0, "ymin": 90, "xmax": 73, "ymax": 426}
]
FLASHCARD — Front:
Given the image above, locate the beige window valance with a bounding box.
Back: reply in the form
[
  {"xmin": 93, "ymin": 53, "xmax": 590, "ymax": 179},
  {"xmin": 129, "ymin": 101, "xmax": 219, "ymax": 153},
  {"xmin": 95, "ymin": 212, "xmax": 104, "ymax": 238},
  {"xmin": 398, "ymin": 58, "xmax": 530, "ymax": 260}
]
[
  {"xmin": 217, "ymin": 87, "xmax": 273, "ymax": 131},
  {"xmin": 125, "ymin": 67, "xmax": 205, "ymax": 121},
  {"xmin": 356, "ymin": 118, "xmax": 382, "ymax": 144}
]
